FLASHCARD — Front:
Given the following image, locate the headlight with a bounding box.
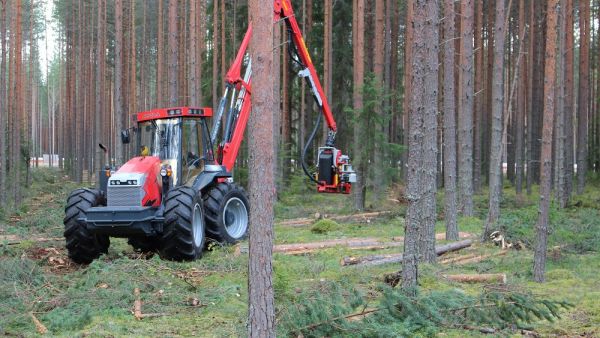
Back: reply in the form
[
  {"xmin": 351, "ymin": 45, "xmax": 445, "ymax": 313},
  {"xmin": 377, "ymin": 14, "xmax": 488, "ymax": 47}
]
[{"xmin": 160, "ymin": 168, "xmax": 167, "ymax": 177}]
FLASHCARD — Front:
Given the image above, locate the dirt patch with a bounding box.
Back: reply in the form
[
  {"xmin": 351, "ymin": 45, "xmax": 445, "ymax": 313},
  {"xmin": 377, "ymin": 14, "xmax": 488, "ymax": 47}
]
[{"xmin": 25, "ymin": 246, "xmax": 81, "ymax": 274}]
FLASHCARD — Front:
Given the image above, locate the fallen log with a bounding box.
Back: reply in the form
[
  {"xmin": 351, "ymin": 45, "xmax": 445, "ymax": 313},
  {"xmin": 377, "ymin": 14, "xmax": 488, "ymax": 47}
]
[
  {"xmin": 241, "ymin": 237, "xmax": 404, "ymax": 255},
  {"xmin": 277, "ymin": 211, "xmax": 391, "ymax": 227},
  {"xmin": 342, "ymin": 239, "xmax": 473, "ymax": 267},
  {"xmin": 443, "ymin": 273, "xmax": 507, "ymax": 284},
  {"xmin": 439, "ymin": 251, "xmax": 508, "ymax": 265}
]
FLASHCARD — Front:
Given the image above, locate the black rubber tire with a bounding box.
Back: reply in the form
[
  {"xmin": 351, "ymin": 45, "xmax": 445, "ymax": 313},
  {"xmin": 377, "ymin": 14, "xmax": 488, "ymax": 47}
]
[
  {"xmin": 127, "ymin": 237, "xmax": 159, "ymax": 253},
  {"xmin": 63, "ymin": 188, "xmax": 110, "ymax": 264},
  {"xmin": 158, "ymin": 186, "xmax": 206, "ymax": 261},
  {"xmin": 203, "ymin": 183, "xmax": 250, "ymax": 244}
]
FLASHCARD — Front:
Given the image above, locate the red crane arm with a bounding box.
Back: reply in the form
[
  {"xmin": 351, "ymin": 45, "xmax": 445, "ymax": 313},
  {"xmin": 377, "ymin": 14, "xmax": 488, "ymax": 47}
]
[
  {"xmin": 218, "ymin": 0, "xmax": 341, "ymax": 173},
  {"xmin": 275, "ymin": 0, "xmax": 337, "ymax": 133}
]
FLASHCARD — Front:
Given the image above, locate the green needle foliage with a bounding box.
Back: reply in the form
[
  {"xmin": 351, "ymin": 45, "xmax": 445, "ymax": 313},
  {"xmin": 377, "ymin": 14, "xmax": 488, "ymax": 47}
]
[{"xmin": 278, "ymin": 281, "xmax": 572, "ymax": 337}]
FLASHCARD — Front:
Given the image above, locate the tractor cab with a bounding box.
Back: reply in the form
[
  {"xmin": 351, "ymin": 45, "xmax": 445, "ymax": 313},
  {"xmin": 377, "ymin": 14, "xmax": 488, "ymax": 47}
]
[{"xmin": 132, "ymin": 107, "xmax": 215, "ymax": 187}]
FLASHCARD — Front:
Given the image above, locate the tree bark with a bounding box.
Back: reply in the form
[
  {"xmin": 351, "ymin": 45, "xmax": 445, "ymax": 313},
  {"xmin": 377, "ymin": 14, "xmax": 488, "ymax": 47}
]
[
  {"xmin": 443, "ymin": 0, "xmax": 458, "ymax": 241},
  {"xmin": 402, "ymin": 0, "xmax": 439, "ymax": 291},
  {"xmin": 564, "ymin": 0, "xmax": 574, "ymax": 201},
  {"xmin": 473, "ymin": 0, "xmax": 484, "ymax": 194},
  {"xmin": 114, "ymin": 0, "xmax": 124, "ymax": 164},
  {"xmin": 167, "ymin": 0, "xmax": 178, "ymax": 106},
  {"xmin": 212, "ymin": 0, "xmax": 219, "ymax": 109},
  {"xmin": 534, "ymin": 0, "xmax": 558, "ymax": 283},
  {"xmin": 13, "ymin": 0, "xmax": 22, "ymax": 203},
  {"xmin": 458, "ymin": 0, "xmax": 474, "ymax": 217},
  {"xmin": 515, "ymin": 0, "xmax": 526, "ymax": 195},
  {"xmin": 247, "ymin": 1, "xmax": 276, "ymax": 336},
  {"xmin": 95, "ymin": 0, "xmax": 106, "ymax": 173},
  {"xmin": 189, "ymin": 0, "xmax": 200, "ymax": 106},
  {"xmin": 0, "ymin": 0, "xmax": 7, "ymax": 206},
  {"xmin": 373, "ymin": 0, "xmax": 385, "ymax": 199},
  {"xmin": 577, "ymin": 0, "xmax": 589, "ymax": 194},
  {"xmin": 353, "ymin": 0, "xmax": 366, "ymax": 211},
  {"xmin": 484, "ymin": 0, "xmax": 507, "ymax": 240},
  {"xmin": 156, "ymin": 0, "xmax": 164, "ymax": 108},
  {"xmin": 554, "ymin": 0, "xmax": 566, "ymax": 207}
]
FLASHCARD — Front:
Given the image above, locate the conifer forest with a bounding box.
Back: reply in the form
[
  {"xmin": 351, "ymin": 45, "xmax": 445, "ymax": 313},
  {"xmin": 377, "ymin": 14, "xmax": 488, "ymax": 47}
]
[{"xmin": 1, "ymin": 0, "xmax": 600, "ymax": 336}]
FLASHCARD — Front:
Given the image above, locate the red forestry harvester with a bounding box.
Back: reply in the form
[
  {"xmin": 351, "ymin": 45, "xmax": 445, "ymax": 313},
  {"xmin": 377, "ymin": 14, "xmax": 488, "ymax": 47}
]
[{"xmin": 63, "ymin": 0, "xmax": 356, "ymax": 263}]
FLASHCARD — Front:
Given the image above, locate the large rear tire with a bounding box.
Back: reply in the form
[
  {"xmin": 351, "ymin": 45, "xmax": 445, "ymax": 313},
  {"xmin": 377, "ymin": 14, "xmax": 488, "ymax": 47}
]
[
  {"xmin": 203, "ymin": 183, "xmax": 250, "ymax": 244},
  {"xmin": 158, "ymin": 186, "xmax": 206, "ymax": 261},
  {"xmin": 63, "ymin": 188, "xmax": 110, "ymax": 264}
]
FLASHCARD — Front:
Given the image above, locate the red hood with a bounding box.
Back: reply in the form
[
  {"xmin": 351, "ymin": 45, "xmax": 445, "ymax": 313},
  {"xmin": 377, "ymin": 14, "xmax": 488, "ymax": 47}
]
[
  {"xmin": 116, "ymin": 156, "xmax": 162, "ymax": 207},
  {"xmin": 117, "ymin": 156, "xmax": 161, "ymax": 175}
]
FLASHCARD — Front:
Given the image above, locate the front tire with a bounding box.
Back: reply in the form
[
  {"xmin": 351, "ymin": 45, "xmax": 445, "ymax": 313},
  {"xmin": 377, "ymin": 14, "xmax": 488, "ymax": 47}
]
[
  {"xmin": 203, "ymin": 183, "xmax": 250, "ymax": 244},
  {"xmin": 158, "ymin": 186, "xmax": 206, "ymax": 261},
  {"xmin": 64, "ymin": 188, "xmax": 110, "ymax": 264}
]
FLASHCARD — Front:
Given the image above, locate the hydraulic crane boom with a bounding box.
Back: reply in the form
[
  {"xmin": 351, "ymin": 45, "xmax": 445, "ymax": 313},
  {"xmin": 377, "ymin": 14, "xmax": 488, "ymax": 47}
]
[{"xmin": 212, "ymin": 0, "xmax": 356, "ymax": 194}]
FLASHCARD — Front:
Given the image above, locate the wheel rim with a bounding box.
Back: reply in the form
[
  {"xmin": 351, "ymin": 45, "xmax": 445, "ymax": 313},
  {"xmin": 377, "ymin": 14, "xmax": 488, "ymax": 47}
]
[
  {"xmin": 223, "ymin": 197, "xmax": 248, "ymax": 239},
  {"xmin": 192, "ymin": 203, "xmax": 204, "ymax": 248}
]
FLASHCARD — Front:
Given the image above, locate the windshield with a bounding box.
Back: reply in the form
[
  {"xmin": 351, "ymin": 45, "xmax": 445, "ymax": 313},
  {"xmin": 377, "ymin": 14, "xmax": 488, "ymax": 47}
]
[{"xmin": 138, "ymin": 118, "xmax": 182, "ymax": 184}]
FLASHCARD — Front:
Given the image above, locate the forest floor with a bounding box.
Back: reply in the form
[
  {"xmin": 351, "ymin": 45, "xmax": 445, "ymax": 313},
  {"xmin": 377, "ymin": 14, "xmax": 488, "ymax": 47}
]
[{"xmin": 0, "ymin": 169, "xmax": 599, "ymax": 337}]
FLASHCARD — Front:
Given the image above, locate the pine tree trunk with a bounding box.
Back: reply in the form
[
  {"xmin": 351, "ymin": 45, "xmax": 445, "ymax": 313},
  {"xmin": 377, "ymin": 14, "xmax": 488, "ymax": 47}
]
[
  {"xmin": 373, "ymin": 0, "xmax": 385, "ymax": 199},
  {"xmin": 473, "ymin": 0, "xmax": 483, "ymax": 194},
  {"xmin": 443, "ymin": 0, "xmax": 458, "ymax": 241},
  {"xmin": 0, "ymin": 0, "xmax": 7, "ymax": 206},
  {"xmin": 554, "ymin": 0, "xmax": 566, "ymax": 207},
  {"xmin": 402, "ymin": 0, "xmax": 439, "ymax": 290},
  {"xmin": 534, "ymin": 0, "xmax": 558, "ymax": 283},
  {"xmin": 515, "ymin": 0, "xmax": 526, "ymax": 195},
  {"xmin": 114, "ymin": 0, "xmax": 124, "ymax": 164},
  {"xmin": 95, "ymin": 0, "xmax": 105, "ymax": 173},
  {"xmin": 156, "ymin": 0, "xmax": 164, "ymax": 108},
  {"xmin": 458, "ymin": 0, "xmax": 474, "ymax": 217},
  {"xmin": 167, "ymin": 0, "xmax": 178, "ymax": 106},
  {"xmin": 212, "ymin": 0, "xmax": 219, "ymax": 109},
  {"xmin": 564, "ymin": 0, "xmax": 574, "ymax": 201},
  {"xmin": 577, "ymin": 0, "xmax": 589, "ymax": 194},
  {"xmin": 484, "ymin": 0, "xmax": 506, "ymax": 240},
  {"xmin": 353, "ymin": 0, "xmax": 366, "ymax": 211},
  {"xmin": 247, "ymin": 1, "xmax": 275, "ymax": 336},
  {"xmin": 13, "ymin": 0, "xmax": 22, "ymax": 204},
  {"xmin": 129, "ymin": 0, "xmax": 136, "ymax": 116},
  {"xmin": 189, "ymin": 0, "xmax": 198, "ymax": 105},
  {"xmin": 197, "ymin": 1, "xmax": 205, "ymax": 104}
]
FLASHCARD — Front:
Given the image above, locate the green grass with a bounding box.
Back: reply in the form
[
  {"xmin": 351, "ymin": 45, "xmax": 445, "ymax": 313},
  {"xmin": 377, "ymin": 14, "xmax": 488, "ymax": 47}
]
[{"xmin": 0, "ymin": 169, "xmax": 599, "ymax": 336}]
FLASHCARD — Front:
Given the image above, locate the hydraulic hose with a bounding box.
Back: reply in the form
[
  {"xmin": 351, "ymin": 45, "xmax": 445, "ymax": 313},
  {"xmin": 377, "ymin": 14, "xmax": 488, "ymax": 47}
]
[{"xmin": 302, "ymin": 110, "xmax": 324, "ymax": 185}]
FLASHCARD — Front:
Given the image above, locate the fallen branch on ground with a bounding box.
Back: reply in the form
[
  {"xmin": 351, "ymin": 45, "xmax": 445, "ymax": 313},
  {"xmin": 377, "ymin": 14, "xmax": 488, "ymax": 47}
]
[
  {"xmin": 443, "ymin": 273, "xmax": 507, "ymax": 284},
  {"xmin": 342, "ymin": 239, "xmax": 473, "ymax": 267},
  {"xmin": 132, "ymin": 288, "xmax": 168, "ymax": 319},
  {"xmin": 133, "ymin": 288, "xmax": 143, "ymax": 320},
  {"xmin": 30, "ymin": 312, "xmax": 48, "ymax": 334}
]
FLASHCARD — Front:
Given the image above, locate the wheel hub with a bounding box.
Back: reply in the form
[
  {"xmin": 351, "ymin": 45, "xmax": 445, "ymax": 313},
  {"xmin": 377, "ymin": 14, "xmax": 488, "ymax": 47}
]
[
  {"xmin": 192, "ymin": 203, "xmax": 204, "ymax": 247},
  {"xmin": 223, "ymin": 197, "xmax": 248, "ymax": 239}
]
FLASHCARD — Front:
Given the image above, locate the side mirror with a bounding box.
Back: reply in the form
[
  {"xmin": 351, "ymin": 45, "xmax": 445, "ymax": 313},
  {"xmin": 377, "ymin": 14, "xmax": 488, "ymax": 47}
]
[{"xmin": 121, "ymin": 129, "xmax": 130, "ymax": 144}]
